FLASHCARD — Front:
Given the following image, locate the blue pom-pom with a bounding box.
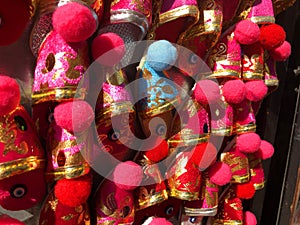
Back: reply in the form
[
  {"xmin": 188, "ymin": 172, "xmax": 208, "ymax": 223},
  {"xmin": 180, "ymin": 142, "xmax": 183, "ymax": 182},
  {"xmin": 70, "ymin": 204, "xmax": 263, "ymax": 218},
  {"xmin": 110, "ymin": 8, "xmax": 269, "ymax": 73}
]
[{"xmin": 146, "ymin": 40, "xmax": 177, "ymax": 71}]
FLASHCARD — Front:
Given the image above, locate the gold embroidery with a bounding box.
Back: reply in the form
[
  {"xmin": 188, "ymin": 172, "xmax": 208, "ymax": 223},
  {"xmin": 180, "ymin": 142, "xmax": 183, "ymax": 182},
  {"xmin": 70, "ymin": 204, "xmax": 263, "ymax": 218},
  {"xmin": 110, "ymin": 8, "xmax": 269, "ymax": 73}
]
[
  {"xmin": 62, "ymin": 214, "xmax": 75, "ymax": 221},
  {"xmin": 111, "ymin": 0, "xmax": 121, "ymax": 6},
  {"xmin": 159, "ymin": 5, "xmax": 199, "ymax": 25},
  {"xmin": 0, "ymin": 107, "xmax": 29, "ymax": 156},
  {"xmin": 221, "ymin": 152, "xmax": 249, "ymax": 183},
  {"xmin": 49, "ymin": 198, "xmax": 59, "ymax": 211},
  {"xmin": 272, "ymin": 0, "xmax": 296, "ymax": 15},
  {"xmin": 200, "ymin": 172, "xmax": 218, "ymax": 208},
  {"xmin": 147, "ymin": 0, "xmax": 164, "ymax": 40},
  {"xmin": 130, "ymin": 0, "xmax": 151, "ymax": 19}
]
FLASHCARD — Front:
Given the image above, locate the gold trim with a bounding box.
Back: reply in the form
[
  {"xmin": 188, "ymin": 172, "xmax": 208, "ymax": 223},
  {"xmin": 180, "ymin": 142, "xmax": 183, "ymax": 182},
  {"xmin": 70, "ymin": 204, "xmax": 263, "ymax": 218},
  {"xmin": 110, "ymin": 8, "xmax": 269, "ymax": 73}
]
[
  {"xmin": 211, "ymin": 127, "xmax": 233, "ymax": 136},
  {"xmin": 213, "ymin": 219, "xmax": 243, "ymax": 225},
  {"xmin": 46, "ymin": 162, "xmax": 90, "ymax": 180},
  {"xmin": 250, "ymin": 16, "xmax": 275, "ymax": 24},
  {"xmin": 32, "ymin": 87, "xmax": 87, "ymax": 104},
  {"xmin": 159, "ymin": 5, "xmax": 199, "ymax": 25},
  {"xmin": 242, "ymin": 72, "xmax": 264, "ymax": 80},
  {"xmin": 234, "ymin": 123, "xmax": 257, "ymax": 134},
  {"xmin": 253, "ymin": 182, "xmax": 265, "ymax": 190},
  {"xmin": 96, "ymin": 102, "xmax": 134, "ymax": 122},
  {"xmin": 265, "ymin": 78, "xmax": 279, "ymax": 87},
  {"xmin": 136, "ymin": 190, "xmax": 168, "ymax": 210},
  {"xmin": 0, "ymin": 156, "xmax": 45, "ymax": 180},
  {"xmin": 138, "ymin": 100, "xmax": 177, "ymax": 118},
  {"xmin": 184, "ymin": 206, "xmax": 218, "ymax": 217},
  {"xmin": 206, "ymin": 70, "xmax": 241, "ymax": 79},
  {"xmin": 167, "ymin": 134, "xmax": 209, "ymax": 146},
  {"xmin": 231, "ymin": 174, "xmax": 250, "ymax": 183},
  {"xmin": 169, "ymin": 188, "xmax": 199, "ymax": 201}
]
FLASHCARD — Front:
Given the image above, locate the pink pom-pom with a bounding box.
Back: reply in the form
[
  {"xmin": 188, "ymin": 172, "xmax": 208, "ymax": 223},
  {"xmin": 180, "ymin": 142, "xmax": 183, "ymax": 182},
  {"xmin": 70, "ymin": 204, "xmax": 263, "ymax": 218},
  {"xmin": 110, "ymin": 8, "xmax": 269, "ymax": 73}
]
[
  {"xmin": 222, "ymin": 80, "xmax": 246, "ymax": 104},
  {"xmin": 54, "ymin": 100, "xmax": 94, "ymax": 133},
  {"xmin": 53, "ymin": 2, "xmax": 97, "ymax": 42},
  {"xmin": 235, "ymin": 20, "xmax": 260, "ymax": 45},
  {"xmin": 236, "ymin": 133, "xmax": 261, "ymax": 153},
  {"xmin": 113, "ymin": 161, "xmax": 143, "ymax": 190},
  {"xmin": 245, "ymin": 80, "xmax": 268, "ymax": 102},
  {"xmin": 243, "ymin": 211, "xmax": 257, "ymax": 225},
  {"xmin": 0, "ymin": 75, "xmax": 20, "ymax": 116},
  {"xmin": 254, "ymin": 140, "xmax": 274, "ymax": 160},
  {"xmin": 142, "ymin": 217, "xmax": 173, "ymax": 225},
  {"xmin": 208, "ymin": 162, "xmax": 232, "ymax": 186},
  {"xmin": 92, "ymin": 33, "xmax": 126, "ymax": 66},
  {"xmin": 269, "ymin": 41, "xmax": 291, "ymax": 61},
  {"xmin": 193, "ymin": 80, "xmax": 221, "ymax": 105}
]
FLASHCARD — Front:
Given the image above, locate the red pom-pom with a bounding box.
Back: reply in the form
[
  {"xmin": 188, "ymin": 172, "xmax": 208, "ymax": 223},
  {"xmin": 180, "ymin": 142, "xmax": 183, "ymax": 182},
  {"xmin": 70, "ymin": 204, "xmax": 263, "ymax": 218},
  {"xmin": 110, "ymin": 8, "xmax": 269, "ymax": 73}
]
[
  {"xmin": 142, "ymin": 217, "xmax": 173, "ymax": 225},
  {"xmin": 190, "ymin": 142, "xmax": 217, "ymax": 170},
  {"xmin": 244, "ymin": 211, "xmax": 257, "ymax": 225},
  {"xmin": 113, "ymin": 161, "xmax": 143, "ymax": 190},
  {"xmin": 53, "ymin": 2, "xmax": 97, "ymax": 42},
  {"xmin": 92, "ymin": 33, "xmax": 126, "ymax": 66},
  {"xmin": 55, "ymin": 175, "xmax": 92, "ymax": 207},
  {"xmin": 245, "ymin": 80, "xmax": 268, "ymax": 102},
  {"xmin": 145, "ymin": 138, "xmax": 169, "ymax": 162},
  {"xmin": 235, "ymin": 20, "xmax": 260, "ymax": 45},
  {"xmin": 236, "ymin": 133, "xmax": 261, "ymax": 153},
  {"xmin": 259, "ymin": 24, "xmax": 286, "ymax": 50},
  {"xmin": 235, "ymin": 182, "xmax": 256, "ymax": 199},
  {"xmin": 0, "ymin": 0, "xmax": 31, "ymax": 46},
  {"xmin": 208, "ymin": 162, "xmax": 232, "ymax": 186},
  {"xmin": 254, "ymin": 140, "xmax": 274, "ymax": 160},
  {"xmin": 54, "ymin": 100, "xmax": 94, "ymax": 133},
  {"xmin": 193, "ymin": 80, "xmax": 221, "ymax": 105},
  {"xmin": 222, "ymin": 80, "xmax": 246, "ymax": 104},
  {"xmin": 0, "ymin": 76, "xmax": 20, "ymax": 116},
  {"xmin": 269, "ymin": 41, "xmax": 291, "ymax": 61}
]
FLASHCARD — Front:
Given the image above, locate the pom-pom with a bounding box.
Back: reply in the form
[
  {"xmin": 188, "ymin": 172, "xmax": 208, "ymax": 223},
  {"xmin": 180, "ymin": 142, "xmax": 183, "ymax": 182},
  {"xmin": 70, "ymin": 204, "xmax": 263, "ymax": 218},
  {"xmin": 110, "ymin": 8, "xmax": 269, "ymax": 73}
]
[
  {"xmin": 147, "ymin": 40, "xmax": 177, "ymax": 71},
  {"xmin": 259, "ymin": 24, "xmax": 286, "ymax": 50},
  {"xmin": 193, "ymin": 80, "xmax": 221, "ymax": 105},
  {"xmin": 245, "ymin": 80, "xmax": 268, "ymax": 102},
  {"xmin": 145, "ymin": 138, "xmax": 169, "ymax": 163},
  {"xmin": 92, "ymin": 33, "xmax": 126, "ymax": 66},
  {"xmin": 243, "ymin": 211, "xmax": 257, "ymax": 225},
  {"xmin": 254, "ymin": 140, "xmax": 274, "ymax": 160},
  {"xmin": 54, "ymin": 100, "xmax": 94, "ymax": 133},
  {"xmin": 236, "ymin": 133, "xmax": 261, "ymax": 153},
  {"xmin": 53, "ymin": 2, "xmax": 97, "ymax": 42},
  {"xmin": 190, "ymin": 142, "xmax": 217, "ymax": 170},
  {"xmin": 113, "ymin": 161, "xmax": 143, "ymax": 190},
  {"xmin": 235, "ymin": 20, "xmax": 260, "ymax": 45},
  {"xmin": 222, "ymin": 80, "xmax": 246, "ymax": 104},
  {"xmin": 269, "ymin": 41, "xmax": 291, "ymax": 61},
  {"xmin": 235, "ymin": 182, "xmax": 256, "ymax": 199},
  {"xmin": 0, "ymin": 76, "xmax": 20, "ymax": 116},
  {"xmin": 142, "ymin": 217, "xmax": 173, "ymax": 225},
  {"xmin": 208, "ymin": 162, "xmax": 232, "ymax": 186},
  {"xmin": 54, "ymin": 175, "xmax": 92, "ymax": 207},
  {"xmin": 0, "ymin": 0, "xmax": 31, "ymax": 46}
]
